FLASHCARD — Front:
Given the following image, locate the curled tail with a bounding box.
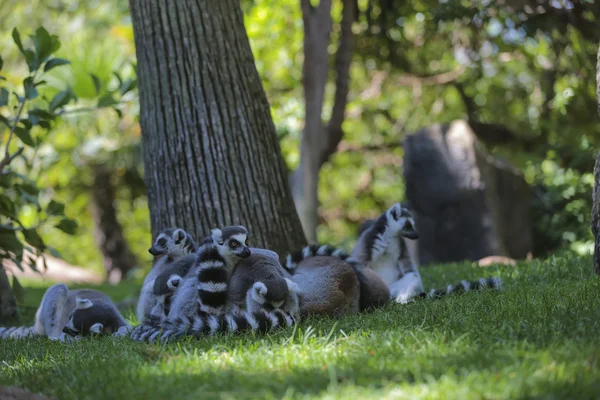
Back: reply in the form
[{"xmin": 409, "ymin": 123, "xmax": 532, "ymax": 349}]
[
  {"xmin": 0, "ymin": 326, "xmax": 36, "ymax": 339},
  {"xmin": 130, "ymin": 309, "xmax": 297, "ymax": 344},
  {"xmin": 417, "ymin": 277, "xmax": 503, "ymax": 300},
  {"xmin": 284, "ymin": 244, "xmax": 354, "ymax": 273}
]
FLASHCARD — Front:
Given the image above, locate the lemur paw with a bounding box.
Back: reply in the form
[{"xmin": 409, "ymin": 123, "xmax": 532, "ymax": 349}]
[
  {"xmin": 167, "ymin": 275, "xmax": 182, "ymax": 290},
  {"xmin": 251, "ymin": 282, "xmax": 268, "ymax": 304}
]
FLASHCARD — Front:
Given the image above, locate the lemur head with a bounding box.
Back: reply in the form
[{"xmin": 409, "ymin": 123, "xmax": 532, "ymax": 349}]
[
  {"xmin": 211, "ymin": 225, "xmax": 251, "ymax": 260},
  {"xmin": 386, "ymin": 203, "xmax": 419, "ymax": 240},
  {"xmin": 63, "ymin": 298, "xmax": 121, "ymax": 337},
  {"xmin": 149, "ymin": 228, "xmax": 196, "ymax": 258}
]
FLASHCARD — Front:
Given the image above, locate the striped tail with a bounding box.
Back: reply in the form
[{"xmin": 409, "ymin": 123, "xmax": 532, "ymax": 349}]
[
  {"xmin": 416, "ymin": 277, "xmax": 503, "ymax": 300},
  {"xmin": 284, "ymin": 244, "xmax": 354, "ymax": 274},
  {"xmin": 130, "ymin": 309, "xmax": 298, "ymax": 344},
  {"xmin": 195, "ymin": 243, "xmax": 229, "ymax": 315},
  {"xmin": 0, "ymin": 326, "xmax": 36, "ymax": 339}
]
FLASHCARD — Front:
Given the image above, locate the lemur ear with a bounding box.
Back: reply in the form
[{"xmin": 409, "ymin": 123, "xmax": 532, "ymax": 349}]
[
  {"xmin": 76, "ymin": 297, "xmax": 93, "ymax": 310},
  {"xmin": 89, "ymin": 323, "xmax": 104, "ymax": 334},
  {"xmin": 285, "ymin": 278, "xmax": 301, "ymax": 294},
  {"xmin": 211, "ymin": 229, "xmax": 223, "ymax": 245},
  {"xmin": 173, "ymin": 229, "xmax": 186, "ymax": 243},
  {"xmin": 387, "ymin": 203, "xmax": 402, "ymax": 221}
]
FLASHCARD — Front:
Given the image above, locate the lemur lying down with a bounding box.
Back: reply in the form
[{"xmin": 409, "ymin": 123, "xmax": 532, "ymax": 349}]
[{"xmin": 0, "ymin": 283, "xmax": 131, "ymax": 340}]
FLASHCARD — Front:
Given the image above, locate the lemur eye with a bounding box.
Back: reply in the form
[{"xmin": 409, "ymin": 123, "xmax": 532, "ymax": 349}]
[
  {"xmin": 230, "ymin": 240, "xmax": 239, "ymax": 248},
  {"xmin": 245, "ymin": 239, "xmax": 249, "ymax": 246},
  {"xmin": 158, "ymin": 238, "xmax": 166, "ymax": 246}
]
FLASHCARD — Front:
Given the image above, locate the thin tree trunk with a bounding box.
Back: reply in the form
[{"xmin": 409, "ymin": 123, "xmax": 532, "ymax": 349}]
[
  {"xmin": 292, "ymin": 0, "xmax": 355, "ymax": 243},
  {"xmin": 0, "ymin": 266, "xmax": 17, "ymax": 321},
  {"xmin": 129, "ymin": 0, "xmax": 307, "ymax": 255},
  {"xmin": 593, "ymin": 42, "xmax": 600, "ymax": 275},
  {"xmin": 90, "ymin": 163, "xmax": 139, "ymax": 283}
]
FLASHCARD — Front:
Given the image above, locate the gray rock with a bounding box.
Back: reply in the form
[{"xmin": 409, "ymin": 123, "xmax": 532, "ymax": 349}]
[{"xmin": 403, "ymin": 120, "xmax": 532, "ymax": 265}]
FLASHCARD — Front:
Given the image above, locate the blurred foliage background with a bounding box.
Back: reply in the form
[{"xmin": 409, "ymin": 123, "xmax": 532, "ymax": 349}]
[{"xmin": 0, "ymin": 0, "xmax": 597, "ymax": 278}]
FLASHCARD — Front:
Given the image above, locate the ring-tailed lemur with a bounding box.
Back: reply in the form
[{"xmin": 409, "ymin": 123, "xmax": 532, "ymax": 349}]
[
  {"xmin": 149, "ymin": 255, "xmax": 196, "ymax": 318},
  {"xmin": 137, "ymin": 228, "xmax": 198, "ymax": 321},
  {"xmin": 0, "ymin": 284, "xmax": 131, "ymax": 340},
  {"xmin": 131, "ymin": 226, "xmax": 252, "ymax": 339},
  {"xmin": 284, "ymin": 203, "xmax": 503, "ymax": 304},
  {"xmin": 130, "ymin": 249, "xmax": 300, "ymax": 343}
]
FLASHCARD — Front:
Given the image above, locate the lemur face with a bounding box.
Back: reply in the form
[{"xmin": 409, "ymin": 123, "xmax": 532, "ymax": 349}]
[
  {"xmin": 386, "ymin": 203, "xmax": 419, "ymax": 240},
  {"xmin": 149, "ymin": 228, "xmax": 193, "ymax": 258},
  {"xmin": 63, "ymin": 298, "xmax": 115, "ymax": 337},
  {"xmin": 211, "ymin": 226, "xmax": 252, "ymax": 259}
]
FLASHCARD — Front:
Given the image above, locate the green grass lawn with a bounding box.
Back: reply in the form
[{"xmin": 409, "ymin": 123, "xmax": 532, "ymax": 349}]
[{"xmin": 2, "ymin": 255, "xmax": 600, "ymax": 399}]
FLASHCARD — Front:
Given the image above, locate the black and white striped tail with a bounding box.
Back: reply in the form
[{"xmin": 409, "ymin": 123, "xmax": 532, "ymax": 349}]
[
  {"xmin": 195, "ymin": 243, "xmax": 229, "ymax": 315},
  {"xmin": 417, "ymin": 277, "xmax": 503, "ymax": 300},
  {"xmin": 129, "ymin": 309, "xmax": 297, "ymax": 344},
  {"xmin": 0, "ymin": 326, "xmax": 35, "ymax": 339},
  {"xmin": 284, "ymin": 244, "xmax": 354, "ymax": 274}
]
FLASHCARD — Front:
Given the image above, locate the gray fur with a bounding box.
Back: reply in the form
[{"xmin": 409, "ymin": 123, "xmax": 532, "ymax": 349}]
[
  {"xmin": 138, "ymin": 228, "xmax": 198, "ymax": 321},
  {"xmin": 1, "ymin": 284, "xmax": 130, "ymax": 341}
]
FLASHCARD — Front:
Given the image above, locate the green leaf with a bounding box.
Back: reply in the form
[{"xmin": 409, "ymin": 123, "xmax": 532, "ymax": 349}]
[
  {"xmin": 22, "ymin": 228, "xmax": 45, "ymax": 250},
  {"xmin": 0, "ymin": 172, "xmax": 13, "ymax": 188},
  {"xmin": 0, "ymin": 194, "xmax": 16, "ymax": 218},
  {"xmin": 0, "ymin": 88, "xmax": 8, "ymax": 107},
  {"xmin": 14, "ymin": 126, "xmax": 35, "ymax": 146},
  {"xmin": 97, "ymin": 94, "xmax": 117, "ymax": 108},
  {"xmin": 0, "ymin": 55, "xmax": 3, "ymax": 71},
  {"xmin": 113, "ymin": 107, "xmax": 123, "ymax": 118},
  {"xmin": 23, "ymin": 77, "xmax": 38, "ymax": 100},
  {"xmin": 28, "ymin": 109, "xmax": 55, "ymax": 128},
  {"xmin": 55, "ymin": 218, "xmax": 77, "ymax": 234},
  {"xmin": 20, "ymin": 181, "xmax": 38, "ymax": 195},
  {"xmin": 12, "ymin": 275, "xmax": 26, "ymax": 303},
  {"xmin": 31, "ymin": 27, "xmax": 58, "ymax": 63},
  {"xmin": 0, "ymin": 228, "xmax": 23, "ymax": 255},
  {"xmin": 49, "ymin": 88, "xmax": 72, "ymax": 111},
  {"xmin": 44, "ymin": 58, "xmax": 70, "ymax": 72},
  {"xmin": 12, "ymin": 28, "xmax": 24, "ymax": 54},
  {"xmin": 90, "ymin": 74, "xmax": 101, "ymax": 95},
  {"xmin": 46, "ymin": 199, "xmax": 65, "ymax": 216},
  {"xmin": 119, "ymin": 78, "xmax": 137, "ymax": 96},
  {"xmin": 113, "ymin": 71, "xmax": 123, "ymax": 87}
]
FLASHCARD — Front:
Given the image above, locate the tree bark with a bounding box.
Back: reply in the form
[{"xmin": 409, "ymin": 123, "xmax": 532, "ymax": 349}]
[
  {"xmin": 128, "ymin": 0, "xmax": 307, "ymax": 256},
  {"xmin": 0, "ymin": 266, "xmax": 18, "ymax": 321},
  {"xmin": 90, "ymin": 163, "xmax": 139, "ymax": 284},
  {"xmin": 292, "ymin": 0, "xmax": 355, "ymax": 243},
  {"xmin": 593, "ymin": 42, "xmax": 600, "ymax": 275}
]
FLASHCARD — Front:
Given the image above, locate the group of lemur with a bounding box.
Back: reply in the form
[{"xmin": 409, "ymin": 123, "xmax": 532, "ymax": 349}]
[{"xmin": 0, "ymin": 202, "xmax": 502, "ymax": 343}]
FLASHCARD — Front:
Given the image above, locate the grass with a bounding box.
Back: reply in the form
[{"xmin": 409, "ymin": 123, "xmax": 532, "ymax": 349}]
[{"xmin": 2, "ymin": 254, "xmax": 600, "ymax": 399}]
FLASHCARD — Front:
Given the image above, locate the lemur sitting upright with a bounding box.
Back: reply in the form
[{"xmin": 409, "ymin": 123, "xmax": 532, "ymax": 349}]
[
  {"xmin": 0, "ymin": 284, "xmax": 131, "ymax": 340},
  {"xmin": 130, "ymin": 249, "xmax": 300, "ymax": 344},
  {"xmin": 285, "ymin": 202, "xmax": 502, "ymax": 305},
  {"xmin": 137, "ymin": 228, "xmax": 198, "ymax": 321},
  {"xmin": 130, "ymin": 225, "xmax": 253, "ymax": 340}
]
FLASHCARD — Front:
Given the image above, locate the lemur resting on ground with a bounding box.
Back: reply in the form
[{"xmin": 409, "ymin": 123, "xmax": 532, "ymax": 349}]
[
  {"xmin": 285, "ymin": 202, "xmax": 502, "ymax": 307},
  {"xmin": 0, "ymin": 284, "xmax": 131, "ymax": 340},
  {"xmin": 130, "ymin": 248, "xmax": 300, "ymax": 343}
]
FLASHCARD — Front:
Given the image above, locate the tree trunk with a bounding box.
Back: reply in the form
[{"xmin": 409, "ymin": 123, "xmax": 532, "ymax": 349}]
[
  {"xmin": 128, "ymin": 0, "xmax": 307, "ymax": 256},
  {"xmin": 90, "ymin": 163, "xmax": 139, "ymax": 283},
  {"xmin": 0, "ymin": 266, "xmax": 18, "ymax": 322},
  {"xmin": 593, "ymin": 42, "xmax": 600, "ymax": 275},
  {"xmin": 292, "ymin": 0, "xmax": 355, "ymax": 243}
]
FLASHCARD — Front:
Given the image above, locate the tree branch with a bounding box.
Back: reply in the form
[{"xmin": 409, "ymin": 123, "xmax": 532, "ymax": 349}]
[
  {"xmin": 320, "ymin": 0, "xmax": 355, "ymax": 167},
  {"xmin": 0, "ymin": 99, "xmax": 26, "ymax": 173}
]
